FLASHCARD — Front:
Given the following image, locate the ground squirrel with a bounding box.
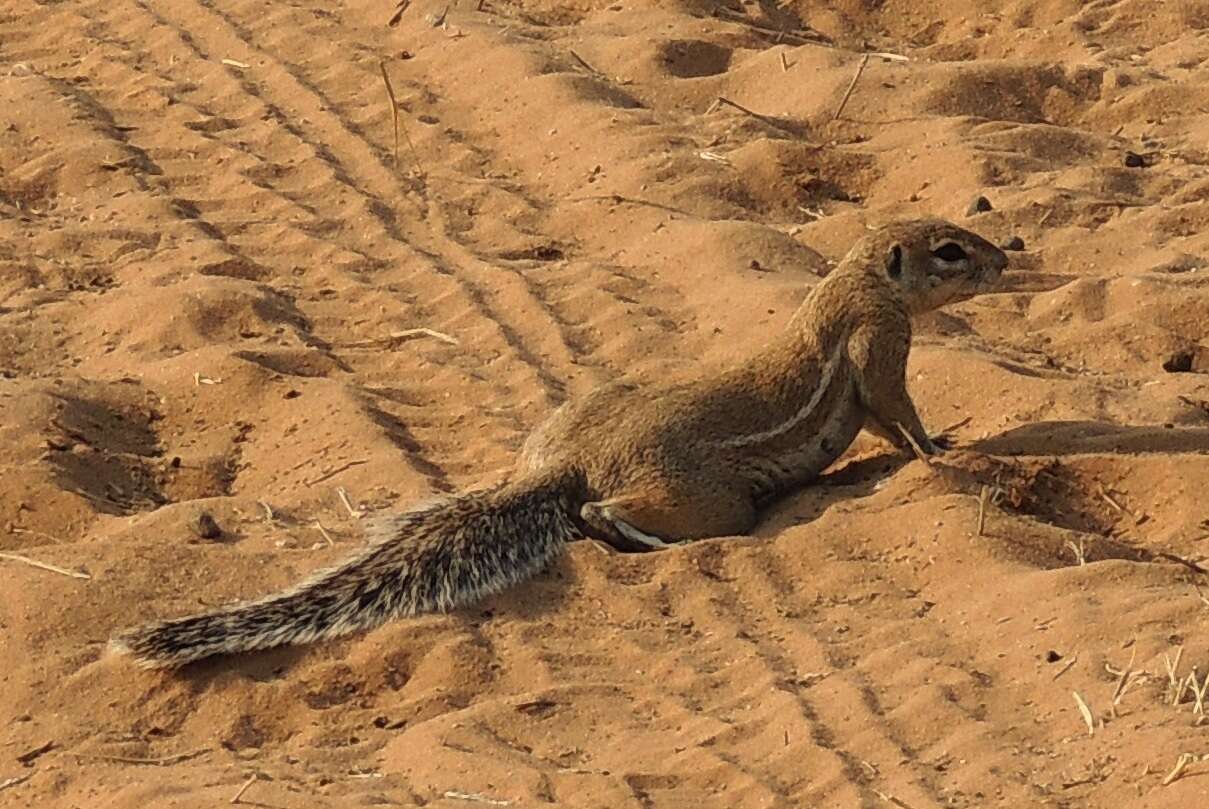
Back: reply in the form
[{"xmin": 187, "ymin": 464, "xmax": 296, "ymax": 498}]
[{"xmin": 111, "ymin": 218, "xmax": 1007, "ymax": 668}]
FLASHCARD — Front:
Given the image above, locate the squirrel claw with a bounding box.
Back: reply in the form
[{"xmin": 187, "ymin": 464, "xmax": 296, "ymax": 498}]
[{"xmin": 928, "ymin": 434, "xmax": 955, "ymax": 453}]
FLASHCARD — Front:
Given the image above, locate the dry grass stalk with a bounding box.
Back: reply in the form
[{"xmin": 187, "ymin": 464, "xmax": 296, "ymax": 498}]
[
  {"xmin": 1164, "ymin": 647, "xmax": 1185, "ymax": 704},
  {"xmin": 1111, "ymin": 647, "xmax": 1138, "ymax": 704},
  {"xmin": 568, "ymin": 49, "xmax": 602, "ymax": 76},
  {"xmin": 939, "ymin": 415, "xmax": 973, "ymax": 434},
  {"xmin": 711, "ymin": 8, "xmax": 824, "ymax": 46},
  {"xmin": 380, "ymin": 60, "xmax": 401, "ymax": 168},
  {"xmin": 872, "ymin": 789, "xmax": 916, "ymax": 809},
  {"xmin": 66, "ymin": 749, "xmax": 207, "ymax": 766},
  {"xmin": 231, "ymin": 774, "xmax": 259, "ymax": 804},
  {"xmin": 443, "ymin": 791, "xmax": 511, "ymax": 806},
  {"xmin": 833, "ymin": 53, "xmax": 870, "ymax": 121},
  {"xmin": 895, "ymin": 423, "xmax": 933, "ymax": 467},
  {"xmin": 1072, "ymin": 691, "xmax": 1095, "ymax": 736},
  {"xmin": 1097, "ymin": 484, "xmax": 1126, "ymax": 514},
  {"xmin": 1187, "ymin": 668, "xmax": 1208, "ymax": 715},
  {"xmin": 387, "ymin": 0, "xmax": 410, "ymax": 27},
  {"xmin": 1194, "ymin": 584, "xmax": 1209, "ymax": 608},
  {"xmin": 0, "ymin": 774, "xmax": 32, "ymax": 792},
  {"xmin": 221, "ymin": 58, "xmax": 250, "ymax": 70},
  {"xmin": 712, "ymin": 96, "xmax": 795, "ymax": 134},
  {"xmin": 305, "ymin": 458, "xmax": 369, "ymax": 487},
  {"xmin": 0, "ymin": 552, "xmax": 90, "ymax": 580},
  {"xmin": 1161, "ymin": 753, "xmax": 1196, "ymax": 786},
  {"xmin": 1155, "ymin": 552, "xmax": 1207, "ymax": 574},
  {"xmin": 342, "ymin": 327, "xmax": 459, "ymax": 349},
  {"xmin": 1052, "ymin": 654, "xmax": 1078, "ymax": 681},
  {"xmin": 314, "ymin": 522, "xmax": 336, "ymax": 547},
  {"xmin": 1064, "ymin": 538, "xmax": 1087, "ymax": 566},
  {"xmin": 779, "ymin": 51, "xmax": 789, "ymax": 72},
  {"xmin": 379, "ymin": 61, "xmax": 423, "ymax": 177},
  {"xmin": 1174, "ymin": 672, "xmax": 1192, "ymax": 708},
  {"xmin": 976, "ymin": 485, "xmax": 990, "ymax": 536},
  {"xmin": 258, "ymin": 500, "xmax": 275, "ymax": 521},
  {"xmin": 9, "ymin": 526, "xmax": 64, "ymax": 543},
  {"xmin": 336, "ymin": 486, "xmax": 360, "ymax": 519}
]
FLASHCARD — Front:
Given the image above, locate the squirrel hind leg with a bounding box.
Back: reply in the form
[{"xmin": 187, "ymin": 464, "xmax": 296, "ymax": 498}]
[
  {"xmin": 580, "ymin": 486, "xmax": 756, "ymax": 551},
  {"xmin": 581, "ymin": 499, "xmax": 675, "ymax": 552}
]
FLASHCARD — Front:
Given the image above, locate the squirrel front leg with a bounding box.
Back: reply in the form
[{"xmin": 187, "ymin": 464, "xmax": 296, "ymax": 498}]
[{"xmin": 848, "ymin": 322, "xmax": 940, "ymax": 456}]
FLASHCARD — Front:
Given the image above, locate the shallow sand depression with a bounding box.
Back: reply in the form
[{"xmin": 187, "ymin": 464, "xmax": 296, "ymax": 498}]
[{"xmin": 3, "ymin": 0, "xmax": 1209, "ymax": 806}]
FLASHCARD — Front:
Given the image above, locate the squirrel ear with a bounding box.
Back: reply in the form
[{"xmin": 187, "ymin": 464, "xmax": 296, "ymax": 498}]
[{"xmin": 886, "ymin": 244, "xmax": 903, "ymax": 278}]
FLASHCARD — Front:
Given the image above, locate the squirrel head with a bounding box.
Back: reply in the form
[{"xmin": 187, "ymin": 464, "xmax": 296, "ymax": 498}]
[{"xmin": 852, "ymin": 219, "xmax": 1008, "ymax": 314}]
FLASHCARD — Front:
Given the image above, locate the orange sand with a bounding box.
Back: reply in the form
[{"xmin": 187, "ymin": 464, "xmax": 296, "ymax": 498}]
[{"xmin": 3, "ymin": 0, "xmax": 1209, "ymax": 806}]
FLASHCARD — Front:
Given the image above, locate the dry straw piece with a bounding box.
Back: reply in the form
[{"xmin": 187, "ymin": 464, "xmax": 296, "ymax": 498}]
[
  {"xmin": 314, "ymin": 521, "xmax": 336, "ymax": 548},
  {"xmin": 230, "ymin": 773, "xmax": 259, "ymax": 804},
  {"xmin": 833, "ymin": 54, "xmax": 870, "ymax": 121},
  {"xmin": 443, "ymin": 791, "xmax": 511, "ymax": 806},
  {"xmin": 1051, "ymin": 654, "xmax": 1078, "ymax": 681},
  {"xmin": 568, "ymin": 49, "xmax": 602, "ymax": 76},
  {"xmin": 1162, "ymin": 753, "xmax": 1196, "ymax": 787},
  {"xmin": 0, "ymin": 774, "xmax": 32, "ymax": 792},
  {"xmin": 895, "ymin": 423, "xmax": 933, "ymax": 467},
  {"xmin": 976, "ymin": 485, "xmax": 990, "ymax": 535},
  {"xmin": 305, "ymin": 458, "xmax": 369, "ymax": 487},
  {"xmin": 66, "ymin": 749, "xmax": 207, "ymax": 766},
  {"xmin": 340, "ymin": 328, "xmax": 459, "ymax": 350},
  {"xmin": 708, "ymin": 96, "xmax": 797, "ymax": 135},
  {"xmin": 1072, "ymin": 691, "xmax": 1095, "ymax": 736},
  {"xmin": 0, "ymin": 552, "xmax": 90, "ymax": 580},
  {"xmin": 1110, "ymin": 646, "xmax": 1138, "ymax": 705},
  {"xmin": 1164, "ymin": 646, "xmax": 1185, "ymax": 704},
  {"xmin": 379, "ymin": 61, "xmax": 424, "ymax": 176},
  {"xmin": 337, "ymin": 486, "xmax": 360, "ymax": 519}
]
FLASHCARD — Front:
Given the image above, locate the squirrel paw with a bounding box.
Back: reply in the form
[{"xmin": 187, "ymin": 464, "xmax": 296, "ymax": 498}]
[{"xmin": 928, "ymin": 433, "xmax": 955, "ymax": 453}]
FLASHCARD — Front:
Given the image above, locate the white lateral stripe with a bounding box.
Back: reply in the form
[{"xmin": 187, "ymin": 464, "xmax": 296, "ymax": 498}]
[
  {"xmin": 610, "ymin": 514, "xmax": 674, "ymax": 548},
  {"xmin": 716, "ymin": 335, "xmax": 847, "ymax": 449}
]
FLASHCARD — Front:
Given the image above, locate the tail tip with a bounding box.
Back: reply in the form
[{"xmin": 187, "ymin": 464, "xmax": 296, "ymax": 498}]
[
  {"xmin": 105, "ymin": 630, "xmax": 176, "ymax": 670},
  {"xmin": 106, "ymin": 635, "xmax": 131, "ymax": 657}
]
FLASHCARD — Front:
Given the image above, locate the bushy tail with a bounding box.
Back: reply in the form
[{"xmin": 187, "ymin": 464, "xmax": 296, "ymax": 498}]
[{"xmin": 110, "ymin": 470, "xmax": 583, "ymax": 668}]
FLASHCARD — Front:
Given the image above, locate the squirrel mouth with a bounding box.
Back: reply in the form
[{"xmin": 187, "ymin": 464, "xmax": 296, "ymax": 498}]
[{"xmin": 980, "ymin": 262, "xmax": 1007, "ymax": 286}]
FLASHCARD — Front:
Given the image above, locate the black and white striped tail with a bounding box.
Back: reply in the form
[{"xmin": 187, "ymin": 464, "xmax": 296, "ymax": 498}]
[{"xmin": 110, "ymin": 472, "xmax": 582, "ymax": 668}]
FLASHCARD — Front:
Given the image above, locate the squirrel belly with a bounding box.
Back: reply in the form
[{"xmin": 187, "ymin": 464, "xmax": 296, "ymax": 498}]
[{"xmin": 111, "ymin": 469, "xmax": 584, "ymax": 669}]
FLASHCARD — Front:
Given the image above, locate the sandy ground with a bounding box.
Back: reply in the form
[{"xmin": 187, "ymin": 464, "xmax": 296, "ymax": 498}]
[{"xmin": 4, "ymin": 0, "xmax": 1209, "ymax": 805}]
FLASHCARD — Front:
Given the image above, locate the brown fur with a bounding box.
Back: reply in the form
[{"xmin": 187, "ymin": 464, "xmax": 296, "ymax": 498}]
[{"xmin": 111, "ymin": 219, "xmax": 1007, "ymax": 668}]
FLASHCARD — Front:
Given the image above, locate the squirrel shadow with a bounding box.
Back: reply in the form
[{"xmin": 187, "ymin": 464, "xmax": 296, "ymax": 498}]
[
  {"xmin": 970, "ymin": 420, "xmax": 1209, "ymax": 456},
  {"xmin": 750, "ymin": 450, "xmax": 913, "ymax": 536}
]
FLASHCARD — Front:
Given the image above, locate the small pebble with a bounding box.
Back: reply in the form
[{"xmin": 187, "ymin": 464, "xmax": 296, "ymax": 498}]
[
  {"xmin": 966, "ymin": 195, "xmax": 993, "ymax": 215},
  {"xmin": 1123, "ymin": 151, "xmax": 1146, "ymax": 168},
  {"xmin": 1000, "ymin": 236, "xmax": 1025, "ymax": 251},
  {"xmin": 194, "ymin": 512, "xmax": 222, "ymax": 540}
]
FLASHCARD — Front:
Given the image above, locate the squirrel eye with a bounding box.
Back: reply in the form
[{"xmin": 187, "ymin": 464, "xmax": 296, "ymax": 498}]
[{"xmin": 933, "ymin": 242, "xmax": 968, "ymax": 262}]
